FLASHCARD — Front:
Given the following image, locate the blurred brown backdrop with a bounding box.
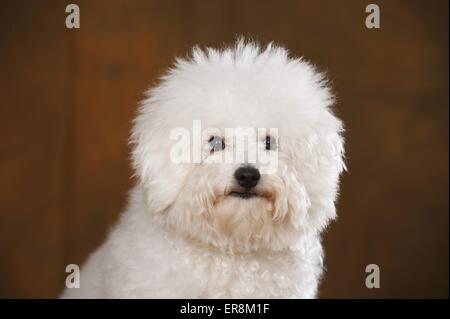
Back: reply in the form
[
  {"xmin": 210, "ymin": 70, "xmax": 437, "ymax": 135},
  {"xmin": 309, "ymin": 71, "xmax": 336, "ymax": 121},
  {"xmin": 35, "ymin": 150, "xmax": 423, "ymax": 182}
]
[{"xmin": 0, "ymin": 0, "xmax": 448, "ymax": 298}]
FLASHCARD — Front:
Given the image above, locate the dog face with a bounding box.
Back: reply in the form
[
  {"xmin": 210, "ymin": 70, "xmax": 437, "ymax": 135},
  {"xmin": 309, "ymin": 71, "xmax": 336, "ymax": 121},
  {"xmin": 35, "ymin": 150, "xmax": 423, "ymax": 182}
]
[{"xmin": 131, "ymin": 42, "xmax": 345, "ymax": 251}]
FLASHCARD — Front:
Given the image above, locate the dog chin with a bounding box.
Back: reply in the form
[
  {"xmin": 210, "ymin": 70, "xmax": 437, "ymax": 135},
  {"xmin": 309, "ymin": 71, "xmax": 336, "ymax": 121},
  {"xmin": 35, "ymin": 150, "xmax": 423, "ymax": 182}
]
[{"xmin": 210, "ymin": 191, "xmax": 275, "ymax": 233}]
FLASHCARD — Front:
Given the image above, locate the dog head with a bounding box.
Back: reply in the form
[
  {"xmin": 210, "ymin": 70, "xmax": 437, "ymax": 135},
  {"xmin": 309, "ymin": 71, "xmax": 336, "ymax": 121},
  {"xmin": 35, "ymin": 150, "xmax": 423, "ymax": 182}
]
[{"xmin": 131, "ymin": 41, "xmax": 345, "ymax": 252}]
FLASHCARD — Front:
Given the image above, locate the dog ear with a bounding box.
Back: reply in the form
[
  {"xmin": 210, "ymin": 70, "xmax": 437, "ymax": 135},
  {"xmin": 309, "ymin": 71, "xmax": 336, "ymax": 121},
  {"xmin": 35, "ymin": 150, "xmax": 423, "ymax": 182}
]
[
  {"xmin": 130, "ymin": 100, "xmax": 189, "ymax": 214},
  {"xmin": 312, "ymin": 131, "xmax": 346, "ymax": 230},
  {"xmin": 288, "ymin": 128, "xmax": 345, "ymax": 233},
  {"xmin": 322, "ymin": 131, "xmax": 346, "ymax": 174}
]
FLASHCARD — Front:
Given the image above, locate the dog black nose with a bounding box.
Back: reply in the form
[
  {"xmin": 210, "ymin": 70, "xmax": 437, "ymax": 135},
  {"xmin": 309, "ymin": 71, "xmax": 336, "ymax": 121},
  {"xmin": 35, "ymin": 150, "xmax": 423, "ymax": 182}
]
[{"xmin": 234, "ymin": 166, "xmax": 260, "ymax": 189}]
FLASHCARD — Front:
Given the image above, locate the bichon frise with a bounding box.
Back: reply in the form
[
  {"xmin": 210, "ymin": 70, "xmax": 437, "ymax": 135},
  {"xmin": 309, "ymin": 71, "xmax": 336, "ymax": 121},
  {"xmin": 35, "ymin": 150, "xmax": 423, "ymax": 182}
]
[{"xmin": 62, "ymin": 40, "xmax": 345, "ymax": 299}]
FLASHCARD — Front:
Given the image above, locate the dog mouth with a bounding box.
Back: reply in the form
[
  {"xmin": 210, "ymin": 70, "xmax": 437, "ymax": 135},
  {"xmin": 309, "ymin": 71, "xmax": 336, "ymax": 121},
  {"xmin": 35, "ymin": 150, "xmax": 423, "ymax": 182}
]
[{"xmin": 229, "ymin": 191, "xmax": 259, "ymax": 199}]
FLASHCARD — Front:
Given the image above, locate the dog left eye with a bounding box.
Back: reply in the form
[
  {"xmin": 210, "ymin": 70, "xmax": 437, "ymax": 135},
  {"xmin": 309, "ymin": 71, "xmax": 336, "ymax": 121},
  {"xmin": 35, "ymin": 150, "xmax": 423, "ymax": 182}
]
[
  {"xmin": 265, "ymin": 135, "xmax": 276, "ymax": 150},
  {"xmin": 209, "ymin": 136, "xmax": 225, "ymax": 152}
]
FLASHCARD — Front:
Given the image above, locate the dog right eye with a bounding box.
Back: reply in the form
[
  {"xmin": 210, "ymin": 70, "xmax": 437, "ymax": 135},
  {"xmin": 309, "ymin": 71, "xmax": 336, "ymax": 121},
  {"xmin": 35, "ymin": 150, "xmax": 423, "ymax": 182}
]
[{"xmin": 209, "ymin": 136, "xmax": 225, "ymax": 152}]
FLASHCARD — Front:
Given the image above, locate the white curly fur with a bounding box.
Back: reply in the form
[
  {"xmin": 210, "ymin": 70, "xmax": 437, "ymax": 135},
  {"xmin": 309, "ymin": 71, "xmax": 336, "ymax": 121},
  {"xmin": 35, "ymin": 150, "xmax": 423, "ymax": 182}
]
[{"xmin": 61, "ymin": 40, "xmax": 345, "ymax": 299}]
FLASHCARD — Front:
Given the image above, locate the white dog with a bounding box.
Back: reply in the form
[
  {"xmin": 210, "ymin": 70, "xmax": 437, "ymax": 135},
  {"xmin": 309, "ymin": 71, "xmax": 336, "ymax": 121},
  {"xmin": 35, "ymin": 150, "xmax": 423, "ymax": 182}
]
[{"xmin": 62, "ymin": 40, "xmax": 345, "ymax": 299}]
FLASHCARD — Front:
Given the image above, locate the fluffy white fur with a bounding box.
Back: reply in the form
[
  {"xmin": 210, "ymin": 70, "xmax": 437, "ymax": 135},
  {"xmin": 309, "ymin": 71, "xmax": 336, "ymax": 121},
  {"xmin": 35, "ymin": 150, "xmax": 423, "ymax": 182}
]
[{"xmin": 61, "ymin": 40, "xmax": 345, "ymax": 299}]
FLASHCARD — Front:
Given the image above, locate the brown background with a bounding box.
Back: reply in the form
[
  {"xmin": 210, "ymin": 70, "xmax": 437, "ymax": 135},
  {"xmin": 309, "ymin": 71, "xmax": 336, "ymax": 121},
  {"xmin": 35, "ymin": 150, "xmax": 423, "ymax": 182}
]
[{"xmin": 0, "ymin": 0, "xmax": 448, "ymax": 298}]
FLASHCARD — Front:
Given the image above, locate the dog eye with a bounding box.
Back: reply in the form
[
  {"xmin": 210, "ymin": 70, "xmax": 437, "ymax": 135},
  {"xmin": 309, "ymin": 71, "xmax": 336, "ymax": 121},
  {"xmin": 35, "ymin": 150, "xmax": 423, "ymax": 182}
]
[
  {"xmin": 209, "ymin": 136, "xmax": 225, "ymax": 152},
  {"xmin": 265, "ymin": 135, "xmax": 276, "ymax": 150}
]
